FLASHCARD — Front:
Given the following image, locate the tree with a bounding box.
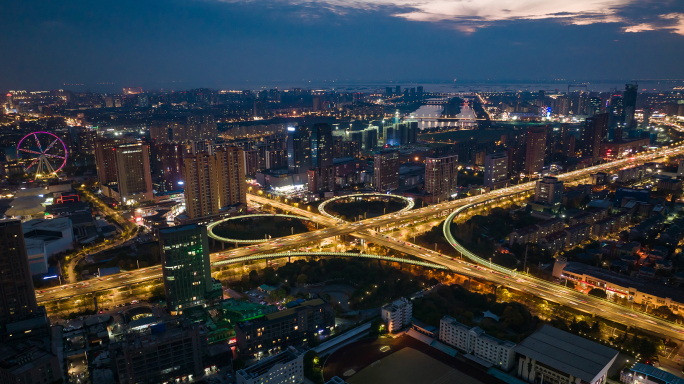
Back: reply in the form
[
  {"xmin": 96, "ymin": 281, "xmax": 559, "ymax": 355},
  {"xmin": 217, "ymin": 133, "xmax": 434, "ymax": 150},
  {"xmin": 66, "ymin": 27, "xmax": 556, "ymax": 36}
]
[
  {"xmin": 371, "ymin": 318, "xmax": 387, "ymax": 335},
  {"xmin": 655, "ymin": 305, "xmax": 673, "ymax": 319},
  {"xmin": 588, "ymin": 288, "xmax": 607, "ymax": 299},
  {"xmin": 297, "ymin": 274, "xmax": 308, "ymax": 284},
  {"xmin": 503, "ymin": 306, "xmax": 524, "ymax": 327}
]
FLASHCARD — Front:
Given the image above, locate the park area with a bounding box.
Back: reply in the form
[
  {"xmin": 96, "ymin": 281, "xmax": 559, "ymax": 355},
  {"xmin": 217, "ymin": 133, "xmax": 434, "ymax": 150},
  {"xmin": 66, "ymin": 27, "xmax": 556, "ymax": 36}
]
[{"xmin": 211, "ymin": 215, "xmax": 312, "ymax": 241}]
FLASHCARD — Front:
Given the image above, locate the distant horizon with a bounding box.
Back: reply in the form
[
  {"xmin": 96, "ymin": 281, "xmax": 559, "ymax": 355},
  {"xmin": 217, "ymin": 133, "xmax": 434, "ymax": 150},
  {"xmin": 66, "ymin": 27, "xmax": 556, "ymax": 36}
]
[{"xmin": 8, "ymin": 78, "xmax": 684, "ymax": 95}]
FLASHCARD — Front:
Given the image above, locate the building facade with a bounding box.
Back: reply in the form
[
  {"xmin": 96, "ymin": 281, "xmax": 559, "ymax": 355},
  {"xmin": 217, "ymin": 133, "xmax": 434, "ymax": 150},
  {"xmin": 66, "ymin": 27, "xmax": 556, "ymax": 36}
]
[
  {"xmin": 159, "ymin": 224, "xmax": 213, "ymax": 314},
  {"xmin": 534, "ymin": 176, "xmax": 564, "ymax": 206},
  {"xmin": 0, "ymin": 220, "xmax": 38, "ymax": 324},
  {"xmin": 439, "ymin": 316, "xmax": 516, "ymax": 370},
  {"xmin": 236, "ymin": 346, "xmax": 306, "ymax": 384},
  {"xmin": 484, "ymin": 152, "xmax": 509, "ymax": 190},
  {"xmin": 524, "ymin": 127, "xmax": 546, "ymax": 175},
  {"xmin": 381, "ymin": 297, "xmax": 412, "ymax": 333},
  {"xmin": 374, "ymin": 151, "xmax": 400, "ymax": 192},
  {"xmin": 183, "ymin": 147, "xmax": 246, "ymax": 220},
  {"xmin": 424, "ymin": 155, "xmax": 459, "ymax": 202}
]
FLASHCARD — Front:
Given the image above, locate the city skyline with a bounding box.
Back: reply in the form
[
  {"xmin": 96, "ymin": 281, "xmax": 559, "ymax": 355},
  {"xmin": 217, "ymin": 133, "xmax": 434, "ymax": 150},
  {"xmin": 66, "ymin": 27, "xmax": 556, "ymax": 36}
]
[{"xmin": 2, "ymin": 0, "xmax": 684, "ymax": 91}]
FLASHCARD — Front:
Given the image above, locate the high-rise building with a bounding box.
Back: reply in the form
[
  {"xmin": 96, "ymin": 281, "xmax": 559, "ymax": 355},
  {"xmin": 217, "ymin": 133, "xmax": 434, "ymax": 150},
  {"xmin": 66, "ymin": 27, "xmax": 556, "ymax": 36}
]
[
  {"xmin": 524, "ymin": 127, "xmax": 546, "ymax": 175},
  {"xmin": 361, "ymin": 127, "xmax": 378, "ymax": 150},
  {"xmin": 310, "ymin": 124, "xmax": 333, "ymax": 169},
  {"xmin": 287, "ymin": 126, "xmax": 311, "ymax": 174},
  {"xmin": 623, "ymin": 83, "xmax": 638, "ymax": 129},
  {"xmin": 151, "ymin": 143, "xmax": 185, "ymax": 193},
  {"xmin": 641, "ymin": 107, "xmax": 651, "ymax": 129},
  {"xmin": 535, "ymin": 177, "xmax": 564, "ymax": 206},
  {"xmin": 307, "ymin": 166, "xmax": 335, "ymax": 193},
  {"xmin": 77, "ymin": 128, "xmax": 97, "ymax": 155},
  {"xmin": 425, "ymin": 155, "xmax": 459, "ymax": 202},
  {"xmin": 0, "ymin": 220, "xmax": 38, "ymax": 324},
  {"xmin": 484, "ymin": 152, "xmax": 509, "ymax": 190},
  {"xmin": 374, "ymin": 151, "xmax": 399, "ymax": 192},
  {"xmin": 183, "ymin": 147, "xmax": 246, "ymax": 220},
  {"xmin": 95, "ymin": 137, "xmax": 133, "ymax": 186},
  {"xmin": 588, "ymin": 97, "xmax": 602, "ymax": 117},
  {"xmin": 159, "ymin": 224, "xmax": 213, "ymax": 314},
  {"xmin": 582, "ymin": 113, "xmax": 609, "ymax": 160},
  {"xmin": 113, "ymin": 143, "xmax": 154, "ymax": 204}
]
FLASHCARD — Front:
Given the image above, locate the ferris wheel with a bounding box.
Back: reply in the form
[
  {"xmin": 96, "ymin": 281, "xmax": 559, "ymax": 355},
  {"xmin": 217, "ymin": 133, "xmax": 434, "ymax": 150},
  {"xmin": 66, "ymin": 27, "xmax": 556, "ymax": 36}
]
[{"xmin": 16, "ymin": 131, "xmax": 68, "ymax": 178}]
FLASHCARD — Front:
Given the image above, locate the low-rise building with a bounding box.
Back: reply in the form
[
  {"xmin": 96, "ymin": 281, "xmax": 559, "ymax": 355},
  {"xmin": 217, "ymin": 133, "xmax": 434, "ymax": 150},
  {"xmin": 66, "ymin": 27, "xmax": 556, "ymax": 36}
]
[
  {"xmin": 592, "ymin": 212, "xmax": 631, "ymax": 238},
  {"xmin": 439, "ymin": 316, "xmax": 516, "ymax": 370},
  {"xmin": 234, "ymin": 299, "xmax": 334, "ymax": 357},
  {"xmin": 515, "ymin": 325, "xmax": 618, "ymax": 384},
  {"xmin": 0, "ymin": 341, "xmax": 62, "ymax": 384},
  {"xmin": 564, "ymin": 223, "xmax": 591, "ymax": 249},
  {"xmin": 381, "ymin": 297, "xmax": 412, "ymax": 333},
  {"xmin": 621, "ymin": 363, "xmax": 684, "ymax": 384},
  {"xmin": 236, "ymin": 346, "xmax": 307, "ymax": 384},
  {"xmin": 509, "ymin": 218, "xmax": 564, "ymax": 247},
  {"xmin": 109, "ymin": 321, "xmax": 205, "ymax": 384},
  {"xmin": 553, "ymin": 259, "xmax": 684, "ymax": 314}
]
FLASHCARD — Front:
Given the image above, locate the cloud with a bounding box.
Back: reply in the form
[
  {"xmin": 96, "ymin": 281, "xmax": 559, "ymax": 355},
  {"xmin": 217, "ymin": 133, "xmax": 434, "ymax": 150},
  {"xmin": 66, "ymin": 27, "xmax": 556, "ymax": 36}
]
[
  {"xmin": 214, "ymin": 0, "xmax": 684, "ymax": 34},
  {"xmin": 623, "ymin": 12, "xmax": 684, "ymax": 35}
]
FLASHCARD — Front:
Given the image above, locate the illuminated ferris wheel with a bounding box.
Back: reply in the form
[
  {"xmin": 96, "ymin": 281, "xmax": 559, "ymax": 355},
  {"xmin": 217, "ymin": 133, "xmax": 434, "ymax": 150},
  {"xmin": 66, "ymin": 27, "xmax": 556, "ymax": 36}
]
[{"xmin": 16, "ymin": 132, "xmax": 68, "ymax": 178}]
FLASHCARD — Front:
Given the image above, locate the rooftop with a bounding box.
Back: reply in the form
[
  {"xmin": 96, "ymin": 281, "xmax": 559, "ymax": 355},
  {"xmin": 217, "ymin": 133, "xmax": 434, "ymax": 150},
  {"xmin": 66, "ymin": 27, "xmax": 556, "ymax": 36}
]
[
  {"xmin": 237, "ymin": 346, "xmax": 307, "ymax": 380},
  {"xmin": 562, "ymin": 262, "xmax": 684, "ymax": 303},
  {"xmin": 624, "ymin": 363, "xmax": 684, "ymax": 384},
  {"xmin": 514, "ymin": 325, "xmax": 618, "ymax": 383},
  {"xmin": 264, "ymin": 298, "xmax": 325, "ymax": 321}
]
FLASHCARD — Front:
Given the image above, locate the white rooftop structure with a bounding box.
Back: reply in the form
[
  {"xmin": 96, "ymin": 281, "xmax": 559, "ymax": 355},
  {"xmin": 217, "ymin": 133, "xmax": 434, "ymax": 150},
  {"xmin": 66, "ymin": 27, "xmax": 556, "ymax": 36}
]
[{"xmin": 514, "ymin": 325, "xmax": 618, "ymax": 384}]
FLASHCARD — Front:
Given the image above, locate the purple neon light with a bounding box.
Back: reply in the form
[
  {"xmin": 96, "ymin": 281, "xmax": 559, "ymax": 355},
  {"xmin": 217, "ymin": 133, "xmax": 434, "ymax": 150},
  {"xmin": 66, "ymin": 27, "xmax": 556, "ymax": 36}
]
[{"xmin": 16, "ymin": 131, "xmax": 68, "ymax": 174}]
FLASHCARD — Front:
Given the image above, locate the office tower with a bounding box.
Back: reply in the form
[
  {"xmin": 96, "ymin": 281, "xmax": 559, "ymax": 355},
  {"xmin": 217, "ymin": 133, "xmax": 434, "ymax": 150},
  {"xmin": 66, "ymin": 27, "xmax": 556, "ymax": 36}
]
[
  {"xmin": 425, "ymin": 155, "xmax": 459, "ymax": 201},
  {"xmin": 374, "ymin": 151, "xmax": 399, "ymax": 192},
  {"xmin": 110, "ymin": 322, "xmax": 204, "ymax": 384},
  {"xmin": 313, "ymin": 96, "xmax": 321, "ymax": 111},
  {"xmin": 95, "ymin": 137, "xmax": 132, "ymax": 186},
  {"xmin": 623, "ymin": 83, "xmax": 638, "ymax": 129},
  {"xmin": 253, "ymin": 100, "xmax": 265, "ymax": 118},
  {"xmin": 152, "ymin": 143, "xmax": 185, "ymax": 193},
  {"xmin": 183, "ymin": 147, "xmax": 246, "ymax": 220},
  {"xmin": 386, "ymin": 87, "xmax": 393, "ymax": 96},
  {"xmin": 159, "ymin": 224, "xmax": 212, "ymax": 313},
  {"xmin": 287, "ymin": 126, "xmax": 311, "ymax": 173},
  {"xmin": 524, "ymin": 127, "xmax": 546, "ymax": 175},
  {"xmin": 310, "ymin": 124, "xmax": 333, "ymax": 168},
  {"xmin": 417, "ymin": 86, "xmax": 424, "ymax": 97},
  {"xmin": 582, "ymin": 113, "xmax": 609, "ymax": 160},
  {"xmin": 535, "ymin": 177, "xmax": 564, "ymax": 206},
  {"xmin": 484, "ymin": 152, "xmax": 509, "ymax": 190},
  {"xmin": 113, "ymin": 143, "xmax": 154, "ymax": 204},
  {"xmin": 0, "ymin": 220, "xmax": 38, "ymax": 324},
  {"xmin": 395, "ymin": 85, "xmax": 401, "ymax": 94}
]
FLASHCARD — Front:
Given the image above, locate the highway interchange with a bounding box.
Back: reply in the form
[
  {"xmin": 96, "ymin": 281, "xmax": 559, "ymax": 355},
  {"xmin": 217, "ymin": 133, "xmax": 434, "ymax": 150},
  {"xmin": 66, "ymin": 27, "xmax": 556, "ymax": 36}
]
[{"xmin": 36, "ymin": 140, "xmax": 684, "ymax": 340}]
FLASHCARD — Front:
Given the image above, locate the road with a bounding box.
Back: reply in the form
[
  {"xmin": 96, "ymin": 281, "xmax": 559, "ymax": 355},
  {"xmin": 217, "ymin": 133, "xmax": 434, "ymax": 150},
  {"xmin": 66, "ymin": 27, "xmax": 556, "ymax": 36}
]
[
  {"xmin": 63, "ymin": 188, "xmax": 138, "ymax": 283},
  {"xmin": 37, "ymin": 140, "xmax": 684, "ymax": 338}
]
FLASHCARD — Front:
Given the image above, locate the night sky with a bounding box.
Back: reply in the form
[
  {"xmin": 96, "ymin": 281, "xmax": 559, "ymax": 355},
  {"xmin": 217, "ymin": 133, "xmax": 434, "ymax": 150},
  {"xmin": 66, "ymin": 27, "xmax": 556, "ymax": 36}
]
[{"xmin": 2, "ymin": 0, "xmax": 684, "ymax": 91}]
